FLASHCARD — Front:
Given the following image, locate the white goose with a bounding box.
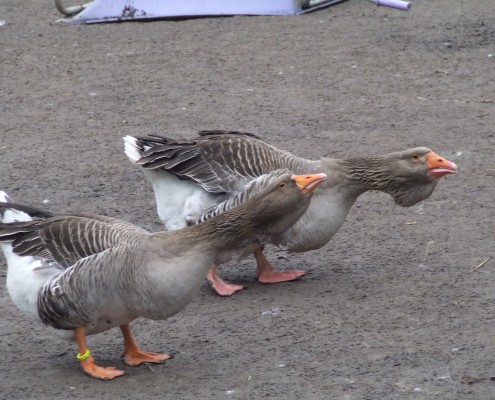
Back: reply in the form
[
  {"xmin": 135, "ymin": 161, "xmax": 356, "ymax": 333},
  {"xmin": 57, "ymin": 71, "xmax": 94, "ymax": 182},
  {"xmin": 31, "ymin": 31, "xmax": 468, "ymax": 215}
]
[
  {"xmin": 124, "ymin": 130, "xmax": 458, "ymax": 296},
  {"xmin": 0, "ymin": 172, "xmax": 325, "ymax": 380}
]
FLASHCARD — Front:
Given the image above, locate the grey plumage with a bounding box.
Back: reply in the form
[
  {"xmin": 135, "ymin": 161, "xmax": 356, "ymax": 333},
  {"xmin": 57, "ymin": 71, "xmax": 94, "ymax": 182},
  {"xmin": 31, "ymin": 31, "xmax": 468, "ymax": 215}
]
[
  {"xmin": 0, "ymin": 174, "xmax": 316, "ymax": 332},
  {"xmin": 0, "ymin": 201, "xmax": 55, "ymax": 220},
  {"xmin": 198, "ymin": 169, "xmax": 292, "ymax": 223},
  {"xmin": 131, "ymin": 131, "xmax": 308, "ymax": 194},
  {"xmin": 124, "ymin": 131, "xmax": 457, "ymax": 296},
  {"xmin": 129, "ymin": 131, "xmax": 457, "ymax": 215}
]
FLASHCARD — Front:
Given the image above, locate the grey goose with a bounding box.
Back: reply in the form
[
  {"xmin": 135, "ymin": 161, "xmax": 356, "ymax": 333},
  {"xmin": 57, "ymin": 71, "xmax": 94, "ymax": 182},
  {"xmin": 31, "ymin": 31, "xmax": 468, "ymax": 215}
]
[
  {"xmin": 0, "ymin": 172, "xmax": 326, "ymax": 380},
  {"xmin": 124, "ymin": 130, "xmax": 458, "ymax": 296}
]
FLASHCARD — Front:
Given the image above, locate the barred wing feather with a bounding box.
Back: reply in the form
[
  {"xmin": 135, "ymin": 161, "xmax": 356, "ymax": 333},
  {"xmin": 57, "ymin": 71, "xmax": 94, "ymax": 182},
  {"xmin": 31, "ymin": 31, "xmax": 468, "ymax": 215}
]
[
  {"xmin": 130, "ymin": 131, "xmax": 302, "ymax": 194},
  {"xmin": 0, "ymin": 216, "xmax": 146, "ymax": 269},
  {"xmin": 198, "ymin": 169, "xmax": 291, "ymax": 223}
]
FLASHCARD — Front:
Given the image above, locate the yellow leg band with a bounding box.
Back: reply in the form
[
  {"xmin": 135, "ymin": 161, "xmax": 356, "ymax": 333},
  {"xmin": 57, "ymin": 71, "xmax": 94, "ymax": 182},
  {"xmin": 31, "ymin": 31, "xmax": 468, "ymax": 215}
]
[{"xmin": 77, "ymin": 349, "xmax": 91, "ymax": 361}]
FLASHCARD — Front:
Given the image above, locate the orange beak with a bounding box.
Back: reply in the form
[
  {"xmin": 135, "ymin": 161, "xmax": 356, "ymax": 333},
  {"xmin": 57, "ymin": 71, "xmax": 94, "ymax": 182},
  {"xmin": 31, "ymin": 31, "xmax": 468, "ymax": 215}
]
[
  {"xmin": 291, "ymin": 173, "xmax": 327, "ymax": 194},
  {"xmin": 427, "ymin": 151, "xmax": 458, "ymax": 179}
]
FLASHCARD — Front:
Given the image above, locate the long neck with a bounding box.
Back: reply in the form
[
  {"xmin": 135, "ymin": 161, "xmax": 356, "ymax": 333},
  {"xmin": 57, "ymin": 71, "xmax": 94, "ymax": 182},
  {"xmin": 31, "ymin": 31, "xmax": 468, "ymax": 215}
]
[
  {"xmin": 271, "ymin": 150, "xmax": 392, "ymax": 195},
  {"xmin": 318, "ymin": 156, "xmax": 396, "ymax": 194},
  {"xmin": 341, "ymin": 156, "xmax": 394, "ymax": 190},
  {"xmin": 159, "ymin": 199, "xmax": 269, "ymax": 253}
]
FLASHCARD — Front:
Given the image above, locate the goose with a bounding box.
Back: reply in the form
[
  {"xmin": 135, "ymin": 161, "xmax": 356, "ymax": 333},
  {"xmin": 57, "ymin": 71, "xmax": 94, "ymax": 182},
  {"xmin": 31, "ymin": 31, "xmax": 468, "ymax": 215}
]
[
  {"xmin": 123, "ymin": 130, "xmax": 458, "ymax": 296},
  {"xmin": 0, "ymin": 172, "xmax": 326, "ymax": 380}
]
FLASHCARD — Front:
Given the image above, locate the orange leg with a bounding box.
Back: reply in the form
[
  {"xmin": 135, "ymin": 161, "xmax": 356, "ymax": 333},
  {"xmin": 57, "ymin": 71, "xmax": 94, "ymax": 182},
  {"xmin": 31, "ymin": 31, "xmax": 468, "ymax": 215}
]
[
  {"xmin": 74, "ymin": 326, "xmax": 125, "ymax": 381},
  {"xmin": 120, "ymin": 324, "xmax": 172, "ymax": 367},
  {"xmin": 254, "ymin": 248, "xmax": 305, "ymax": 284},
  {"xmin": 206, "ymin": 264, "xmax": 244, "ymax": 296}
]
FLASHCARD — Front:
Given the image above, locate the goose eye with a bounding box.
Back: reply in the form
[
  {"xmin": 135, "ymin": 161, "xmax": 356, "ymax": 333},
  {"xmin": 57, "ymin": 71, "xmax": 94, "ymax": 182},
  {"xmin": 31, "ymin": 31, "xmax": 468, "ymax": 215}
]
[
  {"xmin": 412, "ymin": 154, "xmax": 420, "ymax": 160},
  {"xmin": 279, "ymin": 182, "xmax": 287, "ymax": 188}
]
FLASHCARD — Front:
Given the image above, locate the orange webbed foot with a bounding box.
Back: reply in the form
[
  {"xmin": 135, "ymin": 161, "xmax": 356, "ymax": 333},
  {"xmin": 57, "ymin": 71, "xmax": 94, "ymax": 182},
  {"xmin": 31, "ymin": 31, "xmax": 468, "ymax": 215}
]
[
  {"xmin": 80, "ymin": 356, "xmax": 125, "ymax": 381},
  {"xmin": 257, "ymin": 269, "xmax": 305, "ymax": 284},
  {"xmin": 207, "ymin": 265, "xmax": 244, "ymax": 296},
  {"xmin": 75, "ymin": 327, "xmax": 124, "ymax": 380},
  {"xmin": 254, "ymin": 248, "xmax": 305, "ymax": 284},
  {"xmin": 124, "ymin": 350, "xmax": 173, "ymax": 367}
]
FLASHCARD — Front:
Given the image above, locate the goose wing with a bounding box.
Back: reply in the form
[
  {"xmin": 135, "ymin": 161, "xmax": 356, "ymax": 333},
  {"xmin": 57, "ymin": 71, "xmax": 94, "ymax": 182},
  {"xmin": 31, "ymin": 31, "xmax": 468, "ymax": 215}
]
[
  {"xmin": 37, "ymin": 244, "xmax": 130, "ymax": 330},
  {"xmin": 0, "ymin": 200, "xmax": 145, "ymax": 234},
  {"xmin": 0, "ymin": 215, "xmax": 146, "ymax": 269},
  {"xmin": 126, "ymin": 130, "xmax": 300, "ymax": 194}
]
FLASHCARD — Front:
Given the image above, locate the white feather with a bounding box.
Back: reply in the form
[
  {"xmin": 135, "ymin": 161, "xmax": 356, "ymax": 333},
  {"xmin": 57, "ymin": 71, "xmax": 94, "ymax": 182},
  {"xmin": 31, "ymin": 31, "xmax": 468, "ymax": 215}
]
[
  {"xmin": 124, "ymin": 135, "xmax": 227, "ymax": 229},
  {"xmin": 0, "ymin": 195, "xmax": 63, "ymax": 324},
  {"xmin": 142, "ymin": 169, "xmax": 223, "ymax": 230},
  {"xmin": 123, "ymin": 135, "xmax": 144, "ymax": 163}
]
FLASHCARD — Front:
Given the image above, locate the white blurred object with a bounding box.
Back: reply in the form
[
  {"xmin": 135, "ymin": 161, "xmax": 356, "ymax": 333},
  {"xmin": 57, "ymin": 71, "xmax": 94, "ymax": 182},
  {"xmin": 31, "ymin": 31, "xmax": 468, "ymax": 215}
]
[
  {"xmin": 54, "ymin": 0, "xmax": 348, "ymax": 23},
  {"xmin": 367, "ymin": 0, "xmax": 410, "ymax": 11}
]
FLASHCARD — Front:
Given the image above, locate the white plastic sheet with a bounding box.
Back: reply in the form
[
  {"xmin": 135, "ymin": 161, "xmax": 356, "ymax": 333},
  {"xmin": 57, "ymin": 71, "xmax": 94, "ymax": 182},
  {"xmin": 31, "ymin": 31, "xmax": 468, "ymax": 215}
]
[{"xmin": 56, "ymin": 0, "xmax": 347, "ymax": 24}]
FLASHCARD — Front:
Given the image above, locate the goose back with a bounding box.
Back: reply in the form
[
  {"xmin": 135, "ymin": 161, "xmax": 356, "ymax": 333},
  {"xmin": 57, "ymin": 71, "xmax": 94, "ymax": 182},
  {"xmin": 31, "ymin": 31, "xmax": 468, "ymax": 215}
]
[
  {"xmin": 125, "ymin": 131, "xmax": 309, "ymax": 194},
  {"xmin": 1, "ymin": 216, "xmax": 147, "ymax": 269}
]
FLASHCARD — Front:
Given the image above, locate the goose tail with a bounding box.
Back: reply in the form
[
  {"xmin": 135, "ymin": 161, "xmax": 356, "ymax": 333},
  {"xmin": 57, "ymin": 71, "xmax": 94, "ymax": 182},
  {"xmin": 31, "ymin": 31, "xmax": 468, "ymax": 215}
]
[
  {"xmin": 123, "ymin": 135, "xmax": 147, "ymax": 164},
  {"xmin": 0, "ymin": 192, "xmax": 61, "ymax": 319},
  {"xmin": 123, "ymin": 134, "xmax": 176, "ymax": 165},
  {"xmin": 0, "ymin": 191, "xmax": 54, "ymax": 223},
  {"xmin": 1, "ymin": 191, "xmax": 32, "ymax": 223}
]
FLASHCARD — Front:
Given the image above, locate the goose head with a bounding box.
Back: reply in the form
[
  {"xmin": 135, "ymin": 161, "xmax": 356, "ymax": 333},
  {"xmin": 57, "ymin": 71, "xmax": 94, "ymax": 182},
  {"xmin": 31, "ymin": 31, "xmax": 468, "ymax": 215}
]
[
  {"xmin": 247, "ymin": 173, "xmax": 327, "ymax": 235},
  {"xmin": 351, "ymin": 147, "xmax": 457, "ymax": 207}
]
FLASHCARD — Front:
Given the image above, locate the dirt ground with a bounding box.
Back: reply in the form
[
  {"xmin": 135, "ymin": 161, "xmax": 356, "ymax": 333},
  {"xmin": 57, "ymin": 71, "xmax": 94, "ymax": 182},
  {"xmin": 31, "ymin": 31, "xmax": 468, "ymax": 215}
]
[{"xmin": 0, "ymin": 0, "xmax": 494, "ymax": 398}]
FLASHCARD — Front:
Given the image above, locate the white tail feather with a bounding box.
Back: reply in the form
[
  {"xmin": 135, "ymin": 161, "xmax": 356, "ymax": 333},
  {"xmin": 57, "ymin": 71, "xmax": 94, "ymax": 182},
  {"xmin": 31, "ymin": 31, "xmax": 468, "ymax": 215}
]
[
  {"xmin": 0, "ymin": 191, "xmax": 32, "ymax": 223},
  {"xmin": 123, "ymin": 135, "xmax": 143, "ymax": 164},
  {"xmin": 0, "ymin": 192, "xmax": 61, "ymax": 321}
]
